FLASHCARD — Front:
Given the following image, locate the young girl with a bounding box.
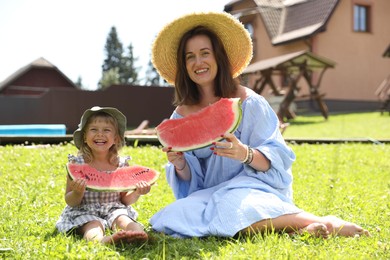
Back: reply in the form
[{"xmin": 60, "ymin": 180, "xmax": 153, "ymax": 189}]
[{"xmin": 56, "ymin": 106, "xmax": 149, "ymax": 244}]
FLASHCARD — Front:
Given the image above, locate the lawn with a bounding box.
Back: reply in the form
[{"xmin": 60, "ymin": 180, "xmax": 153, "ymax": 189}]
[
  {"xmin": 0, "ymin": 112, "xmax": 389, "ymax": 259},
  {"xmin": 283, "ymin": 112, "xmax": 390, "ymax": 140}
]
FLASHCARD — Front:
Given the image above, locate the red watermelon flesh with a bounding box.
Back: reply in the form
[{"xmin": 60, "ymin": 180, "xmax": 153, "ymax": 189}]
[
  {"xmin": 156, "ymin": 98, "xmax": 242, "ymax": 151},
  {"xmin": 66, "ymin": 163, "xmax": 160, "ymax": 192}
]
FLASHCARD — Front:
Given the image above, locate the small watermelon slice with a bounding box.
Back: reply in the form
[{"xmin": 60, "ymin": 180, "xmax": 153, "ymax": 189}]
[
  {"xmin": 156, "ymin": 98, "xmax": 242, "ymax": 151},
  {"xmin": 66, "ymin": 163, "xmax": 160, "ymax": 192}
]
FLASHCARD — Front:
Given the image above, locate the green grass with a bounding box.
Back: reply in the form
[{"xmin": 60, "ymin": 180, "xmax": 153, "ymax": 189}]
[
  {"xmin": 283, "ymin": 112, "xmax": 390, "ymax": 140},
  {"xmin": 0, "ymin": 112, "xmax": 389, "ymax": 259}
]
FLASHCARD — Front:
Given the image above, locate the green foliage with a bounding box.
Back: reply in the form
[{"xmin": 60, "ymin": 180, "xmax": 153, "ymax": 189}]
[
  {"xmin": 0, "ymin": 113, "xmax": 389, "ymax": 259},
  {"xmin": 121, "ymin": 43, "xmax": 140, "ymax": 85},
  {"xmin": 144, "ymin": 59, "xmax": 168, "ymax": 87},
  {"xmin": 102, "ymin": 27, "xmax": 124, "ymax": 73},
  {"xmin": 100, "ymin": 26, "xmax": 140, "ymax": 88},
  {"xmin": 100, "ymin": 67, "xmax": 120, "ymax": 89}
]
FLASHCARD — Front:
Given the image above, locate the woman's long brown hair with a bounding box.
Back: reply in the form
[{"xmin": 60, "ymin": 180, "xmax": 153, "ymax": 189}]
[{"xmin": 173, "ymin": 26, "xmax": 239, "ymax": 106}]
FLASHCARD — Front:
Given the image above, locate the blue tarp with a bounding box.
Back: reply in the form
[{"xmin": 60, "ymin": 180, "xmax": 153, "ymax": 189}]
[{"xmin": 0, "ymin": 124, "xmax": 66, "ymax": 136}]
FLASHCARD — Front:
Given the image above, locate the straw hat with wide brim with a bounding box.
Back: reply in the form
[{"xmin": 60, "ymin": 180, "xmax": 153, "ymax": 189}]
[
  {"xmin": 152, "ymin": 11, "xmax": 253, "ymax": 86},
  {"xmin": 73, "ymin": 106, "xmax": 127, "ymax": 149}
]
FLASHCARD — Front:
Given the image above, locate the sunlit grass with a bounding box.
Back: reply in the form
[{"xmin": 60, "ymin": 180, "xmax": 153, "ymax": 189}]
[
  {"xmin": 0, "ymin": 112, "xmax": 389, "ymax": 259},
  {"xmin": 284, "ymin": 112, "xmax": 390, "ymax": 139}
]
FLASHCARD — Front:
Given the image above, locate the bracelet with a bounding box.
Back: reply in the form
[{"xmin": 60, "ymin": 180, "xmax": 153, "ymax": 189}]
[
  {"xmin": 245, "ymin": 147, "xmax": 254, "ymax": 165},
  {"xmin": 240, "ymin": 145, "xmax": 249, "ymax": 163},
  {"xmin": 175, "ymin": 161, "xmax": 186, "ymax": 171},
  {"xmin": 241, "ymin": 145, "xmax": 254, "ymax": 165}
]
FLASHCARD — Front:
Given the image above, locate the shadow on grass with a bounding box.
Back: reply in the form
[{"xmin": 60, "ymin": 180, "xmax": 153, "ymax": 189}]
[
  {"xmin": 41, "ymin": 227, "xmax": 323, "ymax": 258},
  {"xmin": 287, "ymin": 119, "xmax": 328, "ymax": 126},
  {"xmin": 43, "ymin": 228, "xmax": 226, "ymax": 258},
  {"xmin": 44, "ymin": 227, "xmax": 83, "ymax": 241}
]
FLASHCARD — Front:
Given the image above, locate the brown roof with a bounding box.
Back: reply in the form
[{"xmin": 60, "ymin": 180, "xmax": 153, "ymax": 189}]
[
  {"xmin": 226, "ymin": 0, "xmax": 340, "ymax": 45},
  {"xmin": 0, "ymin": 57, "xmax": 78, "ymax": 92},
  {"xmin": 243, "ymin": 50, "xmax": 336, "ymax": 74}
]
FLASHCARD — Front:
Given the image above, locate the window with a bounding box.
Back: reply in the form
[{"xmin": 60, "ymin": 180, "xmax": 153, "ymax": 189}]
[
  {"xmin": 244, "ymin": 23, "xmax": 256, "ymax": 59},
  {"xmin": 353, "ymin": 5, "xmax": 370, "ymax": 32},
  {"xmin": 244, "ymin": 23, "xmax": 254, "ymax": 37}
]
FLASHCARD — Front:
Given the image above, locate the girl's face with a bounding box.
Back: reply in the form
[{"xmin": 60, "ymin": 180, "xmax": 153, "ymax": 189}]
[
  {"xmin": 84, "ymin": 116, "xmax": 118, "ymax": 153},
  {"xmin": 185, "ymin": 34, "xmax": 218, "ymax": 87}
]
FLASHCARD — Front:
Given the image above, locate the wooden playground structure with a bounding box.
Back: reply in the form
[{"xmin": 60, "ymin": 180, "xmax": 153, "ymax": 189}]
[{"xmin": 243, "ymin": 50, "xmax": 336, "ymax": 123}]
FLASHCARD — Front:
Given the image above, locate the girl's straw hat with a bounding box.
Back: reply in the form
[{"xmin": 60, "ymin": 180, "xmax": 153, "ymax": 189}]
[
  {"xmin": 73, "ymin": 106, "xmax": 126, "ymax": 149},
  {"xmin": 152, "ymin": 11, "xmax": 253, "ymax": 86}
]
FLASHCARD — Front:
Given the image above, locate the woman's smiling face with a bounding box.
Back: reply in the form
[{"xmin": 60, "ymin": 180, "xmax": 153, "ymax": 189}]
[{"xmin": 185, "ymin": 34, "xmax": 218, "ymax": 86}]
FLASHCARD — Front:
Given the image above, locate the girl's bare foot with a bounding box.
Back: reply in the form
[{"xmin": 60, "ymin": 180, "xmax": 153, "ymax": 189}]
[
  {"xmin": 298, "ymin": 223, "xmax": 329, "ymax": 238},
  {"xmin": 123, "ymin": 231, "xmax": 148, "ymax": 243},
  {"xmin": 324, "ymin": 216, "xmax": 371, "ymax": 237},
  {"xmin": 101, "ymin": 230, "xmax": 148, "ymax": 244}
]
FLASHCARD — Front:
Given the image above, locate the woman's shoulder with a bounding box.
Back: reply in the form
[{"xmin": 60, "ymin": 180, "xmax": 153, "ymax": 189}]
[
  {"xmin": 239, "ymin": 86, "xmax": 266, "ymax": 104},
  {"xmin": 174, "ymin": 105, "xmax": 186, "ymax": 117},
  {"xmin": 174, "ymin": 104, "xmax": 200, "ymax": 118}
]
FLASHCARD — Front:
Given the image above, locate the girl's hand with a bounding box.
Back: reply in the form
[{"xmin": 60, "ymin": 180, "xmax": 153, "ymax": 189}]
[
  {"xmin": 70, "ymin": 178, "xmax": 87, "ymax": 194},
  {"xmin": 134, "ymin": 181, "xmax": 151, "ymax": 195},
  {"xmin": 210, "ymin": 133, "xmax": 248, "ymax": 162},
  {"xmin": 162, "ymin": 146, "xmax": 186, "ymax": 171},
  {"xmin": 65, "ymin": 177, "xmax": 86, "ymax": 207}
]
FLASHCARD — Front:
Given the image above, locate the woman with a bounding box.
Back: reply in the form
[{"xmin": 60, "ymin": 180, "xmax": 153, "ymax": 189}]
[{"xmin": 149, "ymin": 12, "xmax": 370, "ymax": 239}]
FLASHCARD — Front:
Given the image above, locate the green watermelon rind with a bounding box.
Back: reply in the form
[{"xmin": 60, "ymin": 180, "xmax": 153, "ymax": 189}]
[
  {"xmin": 66, "ymin": 163, "xmax": 160, "ymax": 192},
  {"xmin": 156, "ymin": 98, "xmax": 243, "ymax": 152}
]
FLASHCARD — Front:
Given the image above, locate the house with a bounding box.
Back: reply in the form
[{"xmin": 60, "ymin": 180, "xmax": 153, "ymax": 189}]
[
  {"xmin": 0, "ymin": 57, "xmax": 174, "ymax": 133},
  {"xmin": 224, "ymin": 0, "xmax": 390, "ymax": 114},
  {"xmin": 0, "ymin": 57, "xmax": 79, "ymax": 96}
]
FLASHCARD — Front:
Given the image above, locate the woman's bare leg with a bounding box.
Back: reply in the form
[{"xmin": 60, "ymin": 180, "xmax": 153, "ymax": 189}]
[
  {"xmin": 240, "ymin": 212, "xmax": 370, "ymax": 238},
  {"xmin": 323, "ymin": 215, "xmax": 371, "ymax": 237}
]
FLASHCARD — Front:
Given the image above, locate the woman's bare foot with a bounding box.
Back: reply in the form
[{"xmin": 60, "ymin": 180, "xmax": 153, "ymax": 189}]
[
  {"xmin": 323, "ymin": 216, "xmax": 371, "ymax": 237},
  {"xmin": 298, "ymin": 223, "xmax": 329, "ymax": 238},
  {"xmin": 101, "ymin": 230, "xmax": 148, "ymax": 244}
]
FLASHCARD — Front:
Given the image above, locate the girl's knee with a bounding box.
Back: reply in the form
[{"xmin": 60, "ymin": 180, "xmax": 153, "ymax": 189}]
[
  {"xmin": 80, "ymin": 220, "xmax": 104, "ymax": 233},
  {"xmin": 113, "ymin": 215, "xmax": 140, "ymax": 230},
  {"xmin": 81, "ymin": 221, "xmax": 105, "ymax": 241}
]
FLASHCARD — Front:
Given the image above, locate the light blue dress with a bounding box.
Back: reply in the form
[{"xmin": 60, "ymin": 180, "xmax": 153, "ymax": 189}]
[{"xmin": 150, "ymin": 91, "xmax": 302, "ymax": 238}]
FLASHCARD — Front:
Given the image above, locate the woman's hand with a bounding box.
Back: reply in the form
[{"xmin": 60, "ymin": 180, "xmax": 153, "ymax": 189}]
[
  {"xmin": 162, "ymin": 146, "xmax": 190, "ymax": 180},
  {"xmin": 162, "ymin": 147, "xmax": 186, "ymax": 171},
  {"xmin": 210, "ymin": 133, "xmax": 248, "ymax": 162},
  {"xmin": 212, "ymin": 133, "xmax": 271, "ymax": 171}
]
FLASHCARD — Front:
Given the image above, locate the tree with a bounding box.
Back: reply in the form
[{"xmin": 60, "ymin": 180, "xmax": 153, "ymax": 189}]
[
  {"xmin": 99, "ymin": 68, "xmax": 120, "ymax": 89},
  {"xmin": 102, "ymin": 27, "xmax": 124, "ymax": 74},
  {"xmin": 100, "ymin": 26, "xmax": 141, "ymax": 88},
  {"xmin": 144, "ymin": 58, "xmax": 169, "ymax": 86},
  {"xmin": 144, "ymin": 59, "xmax": 159, "ymax": 86},
  {"xmin": 121, "ymin": 43, "xmax": 140, "ymax": 85},
  {"xmin": 75, "ymin": 76, "xmax": 84, "ymax": 89}
]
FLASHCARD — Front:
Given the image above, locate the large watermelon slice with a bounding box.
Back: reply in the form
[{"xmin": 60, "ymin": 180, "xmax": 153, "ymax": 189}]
[
  {"xmin": 156, "ymin": 98, "xmax": 242, "ymax": 151},
  {"xmin": 66, "ymin": 163, "xmax": 160, "ymax": 192}
]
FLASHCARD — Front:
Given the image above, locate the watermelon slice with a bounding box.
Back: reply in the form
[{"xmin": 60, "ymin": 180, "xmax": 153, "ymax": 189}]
[
  {"xmin": 66, "ymin": 163, "xmax": 160, "ymax": 192},
  {"xmin": 156, "ymin": 98, "xmax": 242, "ymax": 151}
]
